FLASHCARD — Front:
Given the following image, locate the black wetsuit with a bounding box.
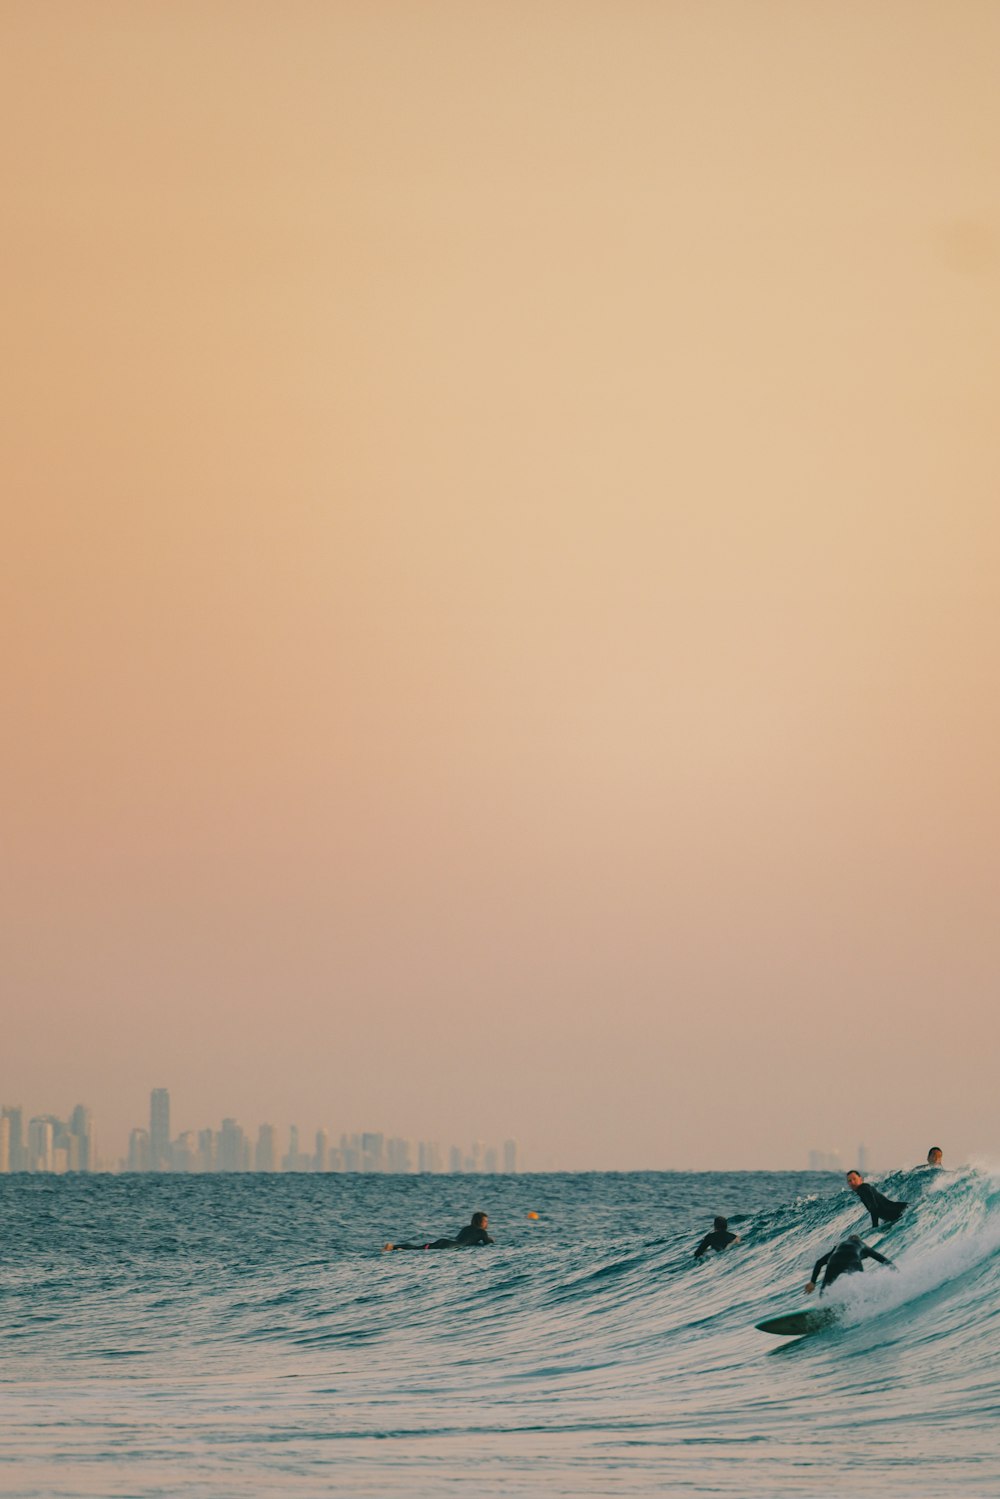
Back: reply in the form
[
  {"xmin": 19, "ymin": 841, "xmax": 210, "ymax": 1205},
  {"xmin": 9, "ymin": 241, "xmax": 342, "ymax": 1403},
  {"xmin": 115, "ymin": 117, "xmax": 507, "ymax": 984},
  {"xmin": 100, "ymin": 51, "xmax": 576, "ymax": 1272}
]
[
  {"xmin": 812, "ymin": 1239, "xmax": 892, "ymax": 1292},
  {"xmin": 694, "ymin": 1229, "xmax": 737, "ymax": 1258},
  {"xmin": 392, "ymin": 1225, "xmax": 494, "ymax": 1250},
  {"xmin": 852, "ymin": 1181, "xmax": 908, "ymax": 1229},
  {"xmin": 454, "ymin": 1224, "xmax": 493, "ymax": 1245}
]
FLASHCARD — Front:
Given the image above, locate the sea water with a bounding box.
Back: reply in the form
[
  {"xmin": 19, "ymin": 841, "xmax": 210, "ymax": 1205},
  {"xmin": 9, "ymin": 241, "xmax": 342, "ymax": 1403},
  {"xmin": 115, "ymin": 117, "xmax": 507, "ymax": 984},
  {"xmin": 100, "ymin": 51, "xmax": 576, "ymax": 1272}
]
[{"xmin": 1, "ymin": 1167, "xmax": 998, "ymax": 1497}]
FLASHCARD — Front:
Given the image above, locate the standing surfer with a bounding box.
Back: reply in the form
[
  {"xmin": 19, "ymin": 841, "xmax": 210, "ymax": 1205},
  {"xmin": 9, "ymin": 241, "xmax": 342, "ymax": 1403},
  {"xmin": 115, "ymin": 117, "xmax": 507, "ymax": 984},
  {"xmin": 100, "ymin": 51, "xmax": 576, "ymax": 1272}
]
[{"xmin": 805, "ymin": 1234, "xmax": 895, "ymax": 1295}]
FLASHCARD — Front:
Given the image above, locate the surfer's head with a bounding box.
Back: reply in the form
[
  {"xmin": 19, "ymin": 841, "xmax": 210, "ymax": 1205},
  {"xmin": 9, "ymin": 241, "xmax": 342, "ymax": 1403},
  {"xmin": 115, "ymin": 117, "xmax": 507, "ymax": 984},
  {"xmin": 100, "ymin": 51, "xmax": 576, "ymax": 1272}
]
[
  {"xmin": 927, "ymin": 1146, "xmax": 943, "ymax": 1165},
  {"xmin": 846, "ymin": 1170, "xmax": 863, "ymax": 1189},
  {"xmin": 471, "ymin": 1211, "xmax": 488, "ymax": 1229},
  {"xmin": 713, "ymin": 1217, "xmax": 728, "ymax": 1232}
]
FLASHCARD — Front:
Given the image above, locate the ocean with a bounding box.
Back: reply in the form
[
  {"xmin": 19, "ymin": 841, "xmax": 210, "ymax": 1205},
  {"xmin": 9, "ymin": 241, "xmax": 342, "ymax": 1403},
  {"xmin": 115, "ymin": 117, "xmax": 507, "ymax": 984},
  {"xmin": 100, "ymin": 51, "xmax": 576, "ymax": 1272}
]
[{"xmin": 1, "ymin": 1166, "xmax": 998, "ymax": 1497}]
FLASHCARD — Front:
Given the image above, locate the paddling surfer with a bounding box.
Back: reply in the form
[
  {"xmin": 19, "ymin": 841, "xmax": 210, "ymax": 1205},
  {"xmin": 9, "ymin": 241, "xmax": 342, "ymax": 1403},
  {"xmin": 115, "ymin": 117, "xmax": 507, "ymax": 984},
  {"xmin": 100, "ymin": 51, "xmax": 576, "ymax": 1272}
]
[
  {"xmin": 693, "ymin": 1216, "xmax": 739, "ymax": 1258},
  {"xmin": 384, "ymin": 1211, "xmax": 494, "ymax": 1252}
]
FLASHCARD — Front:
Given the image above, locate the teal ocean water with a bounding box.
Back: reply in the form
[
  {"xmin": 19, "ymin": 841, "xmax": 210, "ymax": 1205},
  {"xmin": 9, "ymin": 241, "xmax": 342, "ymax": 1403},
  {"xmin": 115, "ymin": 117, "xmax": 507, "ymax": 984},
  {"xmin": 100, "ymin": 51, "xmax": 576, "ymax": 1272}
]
[{"xmin": 1, "ymin": 1167, "xmax": 998, "ymax": 1496}]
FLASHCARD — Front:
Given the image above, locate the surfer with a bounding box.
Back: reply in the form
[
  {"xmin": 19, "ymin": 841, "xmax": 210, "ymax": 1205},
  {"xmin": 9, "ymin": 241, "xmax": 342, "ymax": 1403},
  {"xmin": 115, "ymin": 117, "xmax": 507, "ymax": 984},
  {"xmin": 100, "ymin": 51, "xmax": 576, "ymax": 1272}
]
[
  {"xmin": 846, "ymin": 1170, "xmax": 908, "ymax": 1228},
  {"xmin": 384, "ymin": 1211, "xmax": 494, "ymax": 1252},
  {"xmin": 693, "ymin": 1216, "xmax": 739, "ymax": 1257},
  {"xmin": 805, "ymin": 1234, "xmax": 894, "ymax": 1295},
  {"xmin": 924, "ymin": 1146, "xmax": 944, "ymax": 1167}
]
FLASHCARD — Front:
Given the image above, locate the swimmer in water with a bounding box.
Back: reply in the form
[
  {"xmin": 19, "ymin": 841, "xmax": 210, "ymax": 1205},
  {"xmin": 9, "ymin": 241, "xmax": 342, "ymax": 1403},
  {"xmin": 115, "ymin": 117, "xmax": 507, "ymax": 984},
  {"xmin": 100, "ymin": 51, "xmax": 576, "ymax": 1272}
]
[
  {"xmin": 384, "ymin": 1211, "xmax": 494, "ymax": 1252},
  {"xmin": 693, "ymin": 1216, "xmax": 740, "ymax": 1258},
  {"xmin": 805, "ymin": 1233, "xmax": 894, "ymax": 1295},
  {"xmin": 846, "ymin": 1170, "xmax": 908, "ymax": 1228}
]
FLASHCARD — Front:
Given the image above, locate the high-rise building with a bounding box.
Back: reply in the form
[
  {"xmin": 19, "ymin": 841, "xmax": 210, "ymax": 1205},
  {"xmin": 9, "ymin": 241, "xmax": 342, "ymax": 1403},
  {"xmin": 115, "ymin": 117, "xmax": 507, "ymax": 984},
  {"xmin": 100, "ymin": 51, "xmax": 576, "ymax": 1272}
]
[
  {"xmin": 218, "ymin": 1118, "xmax": 245, "ymax": 1172},
  {"xmin": 418, "ymin": 1141, "xmax": 443, "ymax": 1173},
  {"xmin": 2, "ymin": 1107, "xmax": 25, "ymax": 1171},
  {"xmin": 69, "ymin": 1105, "xmax": 93, "ymax": 1172},
  {"xmin": 128, "ymin": 1127, "xmax": 151, "ymax": 1172},
  {"xmin": 484, "ymin": 1146, "xmax": 498, "ymax": 1173},
  {"xmin": 449, "ymin": 1145, "xmax": 463, "ymax": 1173},
  {"xmin": 313, "ymin": 1130, "xmax": 329, "ymax": 1172},
  {"xmin": 858, "ymin": 1144, "xmax": 870, "ymax": 1175},
  {"xmin": 282, "ymin": 1125, "xmax": 311, "ymax": 1171},
  {"xmin": 196, "ymin": 1128, "xmax": 216, "ymax": 1172},
  {"xmin": 361, "ymin": 1133, "xmax": 385, "ymax": 1172},
  {"xmin": 150, "ymin": 1089, "xmax": 171, "ymax": 1171},
  {"xmin": 0, "ymin": 1114, "xmax": 9, "ymax": 1174},
  {"xmin": 172, "ymin": 1132, "xmax": 195, "ymax": 1172},
  {"xmin": 464, "ymin": 1141, "xmax": 483, "ymax": 1173},
  {"xmin": 28, "ymin": 1117, "xmax": 54, "ymax": 1172},
  {"xmin": 255, "ymin": 1123, "xmax": 277, "ymax": 1172},
  {"xmin": 387, "ymin": 1137, "xmax": 412, "ymax": 1173},
  {"xmin": 503, "ymin": 1139, "xmax": 518, "ymax": 1174}
]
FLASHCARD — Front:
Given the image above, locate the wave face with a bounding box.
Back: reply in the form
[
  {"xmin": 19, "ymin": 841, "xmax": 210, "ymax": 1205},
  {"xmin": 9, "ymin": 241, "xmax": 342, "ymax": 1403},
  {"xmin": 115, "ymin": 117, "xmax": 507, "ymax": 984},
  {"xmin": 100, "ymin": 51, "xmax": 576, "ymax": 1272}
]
[{"xmin": 1, "ymin": 1167, "xmax": 998, "ymax": 1496}]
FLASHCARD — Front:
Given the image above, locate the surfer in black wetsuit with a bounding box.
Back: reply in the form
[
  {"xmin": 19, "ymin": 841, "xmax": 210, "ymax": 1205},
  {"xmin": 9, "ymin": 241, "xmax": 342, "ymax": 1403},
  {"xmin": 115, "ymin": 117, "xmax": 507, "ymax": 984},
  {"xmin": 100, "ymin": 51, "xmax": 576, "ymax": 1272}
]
[
  {"xmin": 693, "ymin": 1216, "xmax": 739, "ymax": 1258},
  {"xmin": 453, "ymin": 1212, "xmax": 494, "ymax": 1245},
  {"xmin": 846, "ymin": 1170, "xmax": 908, "ymax": 1228},
  {"xmin": 384, "ymin": 1211, "xmax": 495, "ymax": 1252},
  {"xmin": 805, "ymin": 1234, "xmax": 894, "ymax": 1295},
  {"xmin": 924, "ymin": 1146, "xmax": 944, "ymax": 1168}
]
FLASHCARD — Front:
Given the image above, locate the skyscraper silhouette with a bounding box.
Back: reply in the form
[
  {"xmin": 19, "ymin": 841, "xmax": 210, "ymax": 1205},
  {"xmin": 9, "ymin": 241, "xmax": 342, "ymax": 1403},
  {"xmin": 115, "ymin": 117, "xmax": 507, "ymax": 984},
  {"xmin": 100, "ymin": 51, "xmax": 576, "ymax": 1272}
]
[
  {"xmin": 150, "ymin": 1088, "xmax": 171, "ymax": 1171},
  {"xmin": 70, "ymin": 1105, "xmax": 93, "ymax": 1172},
  {"xmin": 1, "ymin": 1107, "xmax": 25, "ymax": 1171}
]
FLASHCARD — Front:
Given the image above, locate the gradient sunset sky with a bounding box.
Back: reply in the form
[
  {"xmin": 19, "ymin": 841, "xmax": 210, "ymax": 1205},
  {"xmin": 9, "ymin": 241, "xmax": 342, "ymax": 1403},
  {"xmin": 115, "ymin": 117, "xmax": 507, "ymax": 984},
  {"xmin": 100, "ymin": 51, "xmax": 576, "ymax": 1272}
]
[{"xmin": 4, "ymin": 1, "xmax": 999, "ymax": 1168}]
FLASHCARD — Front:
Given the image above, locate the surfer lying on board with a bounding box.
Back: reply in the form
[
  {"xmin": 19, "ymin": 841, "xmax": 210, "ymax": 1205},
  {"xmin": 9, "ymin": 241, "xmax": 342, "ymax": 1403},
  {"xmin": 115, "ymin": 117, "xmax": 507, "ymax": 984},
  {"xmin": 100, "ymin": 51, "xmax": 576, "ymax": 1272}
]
[
  {"xmin": 693, "ymin": 1216, "xmax": 739, "ymax": 1258},
  {"xmin": 384, "ymin": 1211, "xmax": 494, "ymax": 1252},
  {"xmin": 805, "ymin": 1234, "xmax": 894, "ymax": 1295},
  {"xmin": 846, "ymin": 1170, "xmax": 908, "ymax": 1228}
]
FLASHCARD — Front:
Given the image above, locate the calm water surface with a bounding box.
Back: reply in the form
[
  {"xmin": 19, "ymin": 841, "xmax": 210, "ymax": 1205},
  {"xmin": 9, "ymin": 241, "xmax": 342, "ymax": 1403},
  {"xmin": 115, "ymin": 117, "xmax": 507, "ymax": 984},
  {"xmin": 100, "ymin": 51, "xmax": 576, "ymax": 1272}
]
[{"xmin": 1, "ymin": 1168, "xmax": 998, "ymax": 1496}]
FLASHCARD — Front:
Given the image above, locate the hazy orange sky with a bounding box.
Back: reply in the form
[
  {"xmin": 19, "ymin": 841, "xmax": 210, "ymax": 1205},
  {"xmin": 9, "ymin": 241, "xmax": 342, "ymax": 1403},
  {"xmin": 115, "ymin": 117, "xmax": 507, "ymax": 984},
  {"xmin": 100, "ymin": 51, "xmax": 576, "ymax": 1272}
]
[{"xmin": 3, "ymin": 2, "xmax": 999, "ymax": 1168}]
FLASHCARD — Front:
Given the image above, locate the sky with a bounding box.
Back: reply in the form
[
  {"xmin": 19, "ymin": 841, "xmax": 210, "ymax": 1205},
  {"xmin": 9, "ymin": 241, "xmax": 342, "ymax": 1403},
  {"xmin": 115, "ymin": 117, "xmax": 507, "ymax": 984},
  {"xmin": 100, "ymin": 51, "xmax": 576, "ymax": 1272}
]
[{"xmin": 3, "ymin": 1, "xmax": 999, "ymax": 1169}]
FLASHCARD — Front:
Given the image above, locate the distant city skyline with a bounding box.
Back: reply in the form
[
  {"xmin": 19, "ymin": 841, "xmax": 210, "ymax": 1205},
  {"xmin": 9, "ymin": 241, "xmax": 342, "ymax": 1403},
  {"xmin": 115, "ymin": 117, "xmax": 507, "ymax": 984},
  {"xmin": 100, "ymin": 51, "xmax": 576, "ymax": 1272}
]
[
  {"xmin": 1, "ymin": 1089, "xmax": 522, "ymax": 1176},
  {"xmin": 0, "ymin": 1089, "xmax": 911, "ymax": 1176},
  {"xmin": 807, "ymin": 1145, "xmax": 871, "ymax": 1176}
]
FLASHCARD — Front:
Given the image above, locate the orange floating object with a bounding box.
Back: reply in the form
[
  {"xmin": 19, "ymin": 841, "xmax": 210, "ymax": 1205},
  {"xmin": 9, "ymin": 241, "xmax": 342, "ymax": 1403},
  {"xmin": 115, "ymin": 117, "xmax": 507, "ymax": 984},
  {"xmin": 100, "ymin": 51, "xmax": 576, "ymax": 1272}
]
[{"xmin": 526, "ymin": 1211, "xmax": 540, "ymax": 1220}]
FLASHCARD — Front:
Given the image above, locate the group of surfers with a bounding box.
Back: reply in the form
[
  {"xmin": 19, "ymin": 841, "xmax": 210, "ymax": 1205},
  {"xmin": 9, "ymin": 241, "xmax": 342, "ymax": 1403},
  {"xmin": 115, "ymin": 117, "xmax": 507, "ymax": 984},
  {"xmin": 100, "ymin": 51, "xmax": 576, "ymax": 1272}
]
[
  {"xmin": 696, "ymin": 1145, "xmax": 945, "ymax": 1293},
  {"xmin": 383, "ymin": 1147, "xmax": 946, "ymax": 1294}
]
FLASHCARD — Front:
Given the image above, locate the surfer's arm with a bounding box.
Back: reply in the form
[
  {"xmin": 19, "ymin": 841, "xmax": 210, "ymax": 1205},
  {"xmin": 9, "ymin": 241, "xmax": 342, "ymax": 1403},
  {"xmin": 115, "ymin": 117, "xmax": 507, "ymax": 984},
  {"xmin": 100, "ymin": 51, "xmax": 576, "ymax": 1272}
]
[
  {"xmin": 693, "ymin": 1235, "xmax": 712, "ymax": 1258},
  {"xmin": 862, "ymin": 1246, "xmax": 893, "ymax": 1268},
  {"xmin": 806, "ymin": 1252, "xmax": 830, "ymax": 1292}
]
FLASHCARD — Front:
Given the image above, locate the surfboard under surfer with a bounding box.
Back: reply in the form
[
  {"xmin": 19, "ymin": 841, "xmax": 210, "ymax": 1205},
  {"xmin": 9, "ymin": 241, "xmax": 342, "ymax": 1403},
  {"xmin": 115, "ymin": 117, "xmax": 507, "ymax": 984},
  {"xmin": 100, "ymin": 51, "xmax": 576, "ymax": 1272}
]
[
  {"xmin": 805, "ymin": 1234, "xmax": 895, "ymax": 1295},
  {"xmin": 846, "ymin": 1170, "xmax": 908, "ymax": 1228},
  {"xmin": 384, "ymin": 1211, "xmax": 494, "ymax": 1252}
]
